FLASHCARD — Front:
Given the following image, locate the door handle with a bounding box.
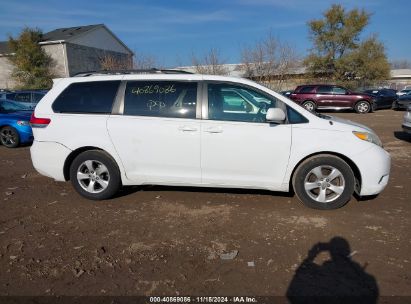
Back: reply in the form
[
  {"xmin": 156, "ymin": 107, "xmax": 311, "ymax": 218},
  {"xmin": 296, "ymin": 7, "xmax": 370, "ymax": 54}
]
[
  {"xmin": 178, "ymin": 125, "xmax": 198, "ymax": 132},
  {"xmin": 205, "ymin": 127, "xmax": 223, "ymax": 133}
]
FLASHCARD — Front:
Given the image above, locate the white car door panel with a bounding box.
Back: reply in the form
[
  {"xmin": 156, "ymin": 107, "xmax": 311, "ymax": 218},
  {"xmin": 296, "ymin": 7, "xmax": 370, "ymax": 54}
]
[
  {"xmin": 108, "ymin": 116, "xmax": 201, "ymax": 184},
  {"xmin": 201, "ymin": 121, "xmax": 291, "ymax": 189}
]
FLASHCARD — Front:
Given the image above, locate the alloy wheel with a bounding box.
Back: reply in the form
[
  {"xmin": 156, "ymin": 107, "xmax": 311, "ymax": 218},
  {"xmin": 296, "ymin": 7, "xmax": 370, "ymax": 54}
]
[
  {"xmin": 76, "ymin": 160, "xmax": 110, "ymax": 194},
  {"xmin": 304, "ymin": 165, "xmax": 345, "ymax": 203},
  {"xmin": 0, "ymin": 129, "xmax": 17, "ymax": 146},
  {"xmin": 357, "ymin": 102, "xmax": 369, "ymax": 113},
  {"xmin": 303, "ymin": 101, "xmax": 315, "ymax": 111}
]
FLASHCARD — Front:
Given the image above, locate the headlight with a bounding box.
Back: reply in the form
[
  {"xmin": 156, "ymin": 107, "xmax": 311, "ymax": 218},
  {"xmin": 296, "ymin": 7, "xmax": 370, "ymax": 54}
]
[
  {"xmin": 353, "ymin": 131, "xmax": 382, "ymax": 147},
  {"xmin": 16, "ymin": 120, "xmax": 29, "ymax": 126}
]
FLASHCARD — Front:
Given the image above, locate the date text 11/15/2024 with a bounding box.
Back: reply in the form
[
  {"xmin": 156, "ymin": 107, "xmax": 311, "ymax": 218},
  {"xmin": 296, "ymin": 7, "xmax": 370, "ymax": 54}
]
[{"xmin": 149, "ymin": 296, "xmax": 258, "ymax": 303}]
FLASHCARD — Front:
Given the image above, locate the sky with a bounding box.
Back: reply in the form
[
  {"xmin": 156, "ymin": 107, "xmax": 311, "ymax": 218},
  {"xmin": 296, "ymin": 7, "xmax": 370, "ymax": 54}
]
[{"xmin": 0, "ymin": 0, "xmax": 410, "ymax": 67}]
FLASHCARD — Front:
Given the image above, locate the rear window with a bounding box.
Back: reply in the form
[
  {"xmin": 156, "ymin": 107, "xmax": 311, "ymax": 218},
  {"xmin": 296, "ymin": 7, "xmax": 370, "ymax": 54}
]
[
  {"xmin": 33, "ymin": 93, "xmax": 45, "ymax": 102},
  {"xmin": 14, "ymin": 93, "xmax": 31, "ymax": 102},
  {"xmin": 52, "ymin": 81, "xmax": 120, "ymax": 114}
]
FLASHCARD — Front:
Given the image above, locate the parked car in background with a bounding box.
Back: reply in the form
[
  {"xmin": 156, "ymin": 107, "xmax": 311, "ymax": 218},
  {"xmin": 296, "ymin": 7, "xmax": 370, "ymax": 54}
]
[
  {"xmin": 392, "ymin": 92, "xmax": 411, "ymax": 110},
  {"xmin": 0, "ymin": 99, "xmax": 33, "ymax": 148},
  {"xmin": 30, "ymin": 70, "xmax": 390, "ymax": 210},
  {"xmin": 402, "ymin": 105, "xmax": 411, "ymax": 134},
  {"xmin": 289, "ymin": 84, "xmax": 375, "ymax": 113},
  {"xmin": 218, "ymin": 88, "xmax": 260, "ymax": 114},
  {"xmin": 0, "ymin": 89, "xmax": 12, "ymax": 99},
  {"xmin": 396, "ymin": 89, "xmax": 411, "ymax": 96},
  {"xmin": 363, "ymin": 88, "xmax": 398, "ymax": 110},
  {"xmin": 1, "ymin": 90, "xmax": 47, "ymax": 109}
]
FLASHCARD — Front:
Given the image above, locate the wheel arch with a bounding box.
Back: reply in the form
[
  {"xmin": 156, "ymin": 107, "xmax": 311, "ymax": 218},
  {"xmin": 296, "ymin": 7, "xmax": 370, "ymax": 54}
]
[
  {"xmin": 302, "ymin": 99, "xmax": 316, "ymax": 105},
  {"xmin": 289, "ymin": 151, "xmax": 362, "ymax": 194},
  {"xmin": 0, "ymin": 123, "xmax": 15, "ymax": 129},
  {"xmin": 63, "ymin": 146, "xmax": 120, "ymax": 181}
]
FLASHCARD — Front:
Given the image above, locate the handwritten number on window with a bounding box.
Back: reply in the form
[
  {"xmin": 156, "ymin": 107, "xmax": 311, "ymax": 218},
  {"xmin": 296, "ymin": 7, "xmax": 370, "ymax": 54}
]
[
  {"xmin": 132, "ymin": 84, "xmax": 176, "ymax": 95},
  {"xmin": 147, "ymin": 100, "xmax": 166, "ymax": 111}
]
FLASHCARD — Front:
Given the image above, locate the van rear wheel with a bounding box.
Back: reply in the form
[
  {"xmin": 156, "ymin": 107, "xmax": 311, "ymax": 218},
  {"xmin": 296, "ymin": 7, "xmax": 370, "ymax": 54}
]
[
  {"xmin": 292, "ymin": 155, "xmax": 355, "ymax": 210},
  {"xmin": 69, "ymin": 150, "xmax": 121, "ymax": 200}
]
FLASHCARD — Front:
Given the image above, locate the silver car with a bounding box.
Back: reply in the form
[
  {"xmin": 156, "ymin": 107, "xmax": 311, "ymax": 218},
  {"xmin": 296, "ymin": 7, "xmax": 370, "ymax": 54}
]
[{"xmin": 402, "ymin": 105, "xmax": 411, "ymax": 134}]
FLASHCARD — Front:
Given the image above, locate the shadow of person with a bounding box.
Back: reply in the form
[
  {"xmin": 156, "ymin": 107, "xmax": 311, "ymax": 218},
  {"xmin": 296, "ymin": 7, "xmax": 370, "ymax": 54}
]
[{"xmin": 286, "ymin": 237, "xmax": 379, "ymax": 304}]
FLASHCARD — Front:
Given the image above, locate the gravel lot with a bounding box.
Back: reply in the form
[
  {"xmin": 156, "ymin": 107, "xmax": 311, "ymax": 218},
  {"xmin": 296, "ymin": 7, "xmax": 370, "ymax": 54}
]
[{"xmin": 0, "ymin": 110, "xmax": 410, "ymax": 297}]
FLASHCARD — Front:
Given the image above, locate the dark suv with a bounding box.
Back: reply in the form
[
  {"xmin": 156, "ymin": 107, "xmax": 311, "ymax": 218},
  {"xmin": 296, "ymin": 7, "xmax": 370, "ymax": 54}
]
[
  {"xmin": 0, "ymin": 90, "xmax": 47, "ymax": 110},
  {"xmin": 289, "ymin": 85, "xmax": 375, "ymax": 114}
]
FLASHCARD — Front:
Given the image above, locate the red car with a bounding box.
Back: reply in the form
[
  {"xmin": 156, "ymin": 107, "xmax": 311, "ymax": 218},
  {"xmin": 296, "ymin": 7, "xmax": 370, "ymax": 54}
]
[{"xmin": 289, "ymin": 84, "xmax": 375, "ymax": 114}]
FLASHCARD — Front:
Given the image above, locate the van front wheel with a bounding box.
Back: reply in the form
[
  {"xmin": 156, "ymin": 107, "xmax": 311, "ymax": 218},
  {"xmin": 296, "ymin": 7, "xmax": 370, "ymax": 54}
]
[
  {"xmin": 69, "ymin": 150, "xmax": 121, "ymax": 200},
  {"xmin": 292, "ymin": 155, "xmax": 355, "ymax": 210}
]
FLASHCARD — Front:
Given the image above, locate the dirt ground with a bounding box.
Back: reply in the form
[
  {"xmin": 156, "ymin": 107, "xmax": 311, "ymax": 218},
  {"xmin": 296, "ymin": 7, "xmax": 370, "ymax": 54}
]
[{"xmin": 0, "ymin": 110, "xmax": 410, "ymax": 298}]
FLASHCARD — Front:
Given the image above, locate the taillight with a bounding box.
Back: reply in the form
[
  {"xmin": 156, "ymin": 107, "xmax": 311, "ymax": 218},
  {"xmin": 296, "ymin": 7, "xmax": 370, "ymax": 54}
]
[{"xmin": 30, "ymin": 113, "xmax": 51, "ymax": 128}]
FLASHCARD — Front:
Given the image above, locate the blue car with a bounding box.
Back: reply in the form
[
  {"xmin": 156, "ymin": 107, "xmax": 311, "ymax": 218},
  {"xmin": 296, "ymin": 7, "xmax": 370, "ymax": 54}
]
[{"xmin": 0, "ymin": 99, "xmax": 33, "ymax": 148}]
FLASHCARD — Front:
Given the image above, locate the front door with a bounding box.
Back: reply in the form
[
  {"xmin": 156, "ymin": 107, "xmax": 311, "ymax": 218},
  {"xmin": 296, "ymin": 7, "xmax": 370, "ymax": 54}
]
[{"xmin": 201, "ymin": 83, "xmax": 292, "ymax": 190}]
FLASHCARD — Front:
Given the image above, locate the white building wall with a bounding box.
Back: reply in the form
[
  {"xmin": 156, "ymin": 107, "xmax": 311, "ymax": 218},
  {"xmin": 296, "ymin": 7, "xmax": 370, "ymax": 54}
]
[
  {"xmin": 0, "ymin": 56, "xmax": 17, "ymax": 89},
  {"xmin": 42, "ymin": 43, "xmax": 69, "ymax": 78}
]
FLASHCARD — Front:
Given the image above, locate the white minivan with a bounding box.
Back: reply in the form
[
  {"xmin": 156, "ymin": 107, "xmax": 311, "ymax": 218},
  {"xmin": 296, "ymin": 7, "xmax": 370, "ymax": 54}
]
[{"xmin": 30, "ymin": 70, "xmax": 391, "ymax": 209}]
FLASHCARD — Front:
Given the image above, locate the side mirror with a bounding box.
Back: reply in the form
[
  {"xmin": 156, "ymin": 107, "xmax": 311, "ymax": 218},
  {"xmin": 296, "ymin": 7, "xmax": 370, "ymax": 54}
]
[{"xmin": 266, "ymin": 108, "xmax": 286, "ymax": 123}]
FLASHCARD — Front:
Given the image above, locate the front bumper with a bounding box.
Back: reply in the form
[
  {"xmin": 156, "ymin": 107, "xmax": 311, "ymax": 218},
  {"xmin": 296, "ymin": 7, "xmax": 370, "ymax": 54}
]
[{"xmin": 351, "ymin": 145, "xmax": 391, "ymax": 196}]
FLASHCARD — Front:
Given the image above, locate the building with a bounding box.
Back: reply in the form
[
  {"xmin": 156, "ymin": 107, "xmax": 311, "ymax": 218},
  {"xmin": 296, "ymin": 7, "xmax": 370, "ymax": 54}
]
[
  {"xmin": 0, "ymin": 24, "xmax": 133, "ymax": 89},
  {"xmin": 389, "ymin": 69, "xmax": 411, "ymax": 89}
]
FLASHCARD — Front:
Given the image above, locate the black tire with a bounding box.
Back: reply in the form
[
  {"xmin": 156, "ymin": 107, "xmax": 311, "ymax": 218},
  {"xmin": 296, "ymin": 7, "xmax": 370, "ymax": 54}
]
[
  {"xmin": 302, "ymin": 100, "xmax": 316, "ymax": 112},
  {"xmin": 0, "ymin": 126, "xmax": 20, "ymax": 148},
  {"xmin": 355, "ymin": 100, "xmax": 371, "ymax": 114},
  {"xmin": 292, "ymin": 155, "xmax": 355, "ymax": 210},
  {"xmin": 69, "ymin": 150, "xmax": 121, "ymax": 200}
]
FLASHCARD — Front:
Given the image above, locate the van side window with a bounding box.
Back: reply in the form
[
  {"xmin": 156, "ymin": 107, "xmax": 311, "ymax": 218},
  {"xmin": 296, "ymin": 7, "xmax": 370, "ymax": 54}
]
[
  {"xmin": 124, "ymin": 81, "xmax": 197, "ymax": 119},
  {"xmin": 207, "ymin": 83, "xmax": 280, "ymax": 123},
  {"xmin": 52, "ymin": 81, "xmax": 120, "ymax": 114}
]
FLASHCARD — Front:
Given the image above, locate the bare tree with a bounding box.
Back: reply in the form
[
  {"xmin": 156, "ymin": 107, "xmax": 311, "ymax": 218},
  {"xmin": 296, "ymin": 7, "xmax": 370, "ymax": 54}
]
[
  {"xmin": 391, "ymin": 59, "xmax": 411, "ymax": 69},
  {"xmin": 133, "ymin": 52, "xmax": 159, "ymax": 70},
  {"xmin": 100, "ymin": 52, "xmax": 159, "ymax": 71},
  {"xmin": 191, "ymin": 48, "xmax": 229, "ymax": 75},
  {"xmin": 99, "ymin": 53, "xmax": 132, "ymax": 70},
  {"xmin": 239, "ymin": 32, "xmax": 299, "ymax": 90}
]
